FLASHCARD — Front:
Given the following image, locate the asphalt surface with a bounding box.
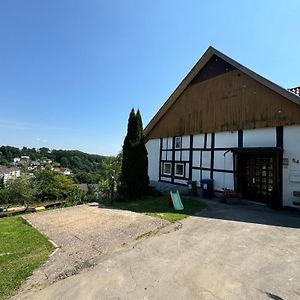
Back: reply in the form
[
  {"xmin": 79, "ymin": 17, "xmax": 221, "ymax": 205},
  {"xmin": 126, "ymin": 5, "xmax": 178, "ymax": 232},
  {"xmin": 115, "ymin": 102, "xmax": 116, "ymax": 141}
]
[{"xmin": 17, "ymin": 200, "xmax": 300, "ymax": 300}]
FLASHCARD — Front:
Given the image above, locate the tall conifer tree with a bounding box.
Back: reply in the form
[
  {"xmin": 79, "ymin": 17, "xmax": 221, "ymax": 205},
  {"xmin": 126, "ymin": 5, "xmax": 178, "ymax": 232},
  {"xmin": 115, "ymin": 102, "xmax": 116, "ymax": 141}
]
[{"xmin": 120, "ymin": 109, "xmax": 149, "ymax": 198}]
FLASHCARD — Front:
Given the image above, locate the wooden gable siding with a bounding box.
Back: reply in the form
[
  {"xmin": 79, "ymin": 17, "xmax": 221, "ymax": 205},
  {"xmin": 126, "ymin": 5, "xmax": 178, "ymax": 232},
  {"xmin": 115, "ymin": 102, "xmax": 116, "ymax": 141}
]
[{"xmin": 147, "ymin": 69, "xmax": 300, "ymax": 140}]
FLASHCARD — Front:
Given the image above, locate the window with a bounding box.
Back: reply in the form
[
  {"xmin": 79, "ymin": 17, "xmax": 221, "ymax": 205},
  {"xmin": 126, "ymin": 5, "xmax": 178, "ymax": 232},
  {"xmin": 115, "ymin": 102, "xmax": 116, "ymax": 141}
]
[
  {"xmin": 175, "ymin": 136, "xmax": 182, "ymax": 149},
  {"xmin": 163, "ymin": 162, "xmax": 172, "ymax": 175},
  {"xmin": 175, "ymin": 163, "xmax": 184, "ymax": 177}
]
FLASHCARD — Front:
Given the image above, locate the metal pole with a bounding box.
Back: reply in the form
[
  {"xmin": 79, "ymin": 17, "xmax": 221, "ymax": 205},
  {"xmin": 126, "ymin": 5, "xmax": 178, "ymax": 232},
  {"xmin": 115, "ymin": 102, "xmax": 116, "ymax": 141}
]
[{"xmin": 110, "ymin": 173, "xmax": 115, "ymax": 205}]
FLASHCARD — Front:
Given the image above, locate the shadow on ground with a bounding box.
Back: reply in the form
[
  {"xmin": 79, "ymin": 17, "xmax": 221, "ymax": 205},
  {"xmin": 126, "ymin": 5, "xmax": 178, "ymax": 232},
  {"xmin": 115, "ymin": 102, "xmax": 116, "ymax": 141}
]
[
  {"xmin": 197, "ymin": 198, "xmax": 300, "ymax": 229},
  {"xmin": 100, "ymin": 194, "xmax": 300, "ymax": 228}
]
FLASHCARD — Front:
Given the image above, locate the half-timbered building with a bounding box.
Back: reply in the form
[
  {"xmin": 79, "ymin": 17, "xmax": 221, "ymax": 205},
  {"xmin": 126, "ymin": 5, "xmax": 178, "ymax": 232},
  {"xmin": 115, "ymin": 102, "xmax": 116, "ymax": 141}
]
[{"xmin": 144, "ymin": 46, "xmax": 300, "ymax": 208}]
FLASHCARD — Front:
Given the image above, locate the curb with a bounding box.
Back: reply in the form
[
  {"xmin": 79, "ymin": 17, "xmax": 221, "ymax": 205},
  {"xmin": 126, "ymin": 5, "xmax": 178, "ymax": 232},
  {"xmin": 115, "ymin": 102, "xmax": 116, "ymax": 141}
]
[{"xmin": 21, "ymin": 216, "xmax": 60, "ymax": 253}]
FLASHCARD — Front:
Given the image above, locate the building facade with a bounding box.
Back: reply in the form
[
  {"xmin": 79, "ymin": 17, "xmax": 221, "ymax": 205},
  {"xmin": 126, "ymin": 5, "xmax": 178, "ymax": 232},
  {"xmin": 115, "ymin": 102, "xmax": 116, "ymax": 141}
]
[
  {"xmin": 0, "ymin": 166, "xmax": 21, "ymax": 184},
  {"xmin": 144, "ymin": 47, "xmax": 300, "ymax": 208}
]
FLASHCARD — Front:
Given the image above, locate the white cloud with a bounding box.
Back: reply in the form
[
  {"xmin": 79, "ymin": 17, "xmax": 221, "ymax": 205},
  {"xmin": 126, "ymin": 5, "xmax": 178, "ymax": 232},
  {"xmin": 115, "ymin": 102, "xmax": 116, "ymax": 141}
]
[{"xmin": 36, "ymin": 137, "xmax": 48, "ymax": 144}]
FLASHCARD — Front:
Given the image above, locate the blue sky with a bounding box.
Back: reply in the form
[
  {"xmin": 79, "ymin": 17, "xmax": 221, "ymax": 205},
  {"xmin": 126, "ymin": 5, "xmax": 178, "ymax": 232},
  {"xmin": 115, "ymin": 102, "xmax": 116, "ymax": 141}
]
[{"xmin": 0, "ymin": 1, "xmax": 299, "ymax": 155}]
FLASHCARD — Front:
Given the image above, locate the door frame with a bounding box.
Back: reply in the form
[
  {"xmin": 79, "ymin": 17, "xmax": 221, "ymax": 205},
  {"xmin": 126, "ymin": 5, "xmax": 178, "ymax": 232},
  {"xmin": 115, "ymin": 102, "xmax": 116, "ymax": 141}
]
[{"xmin": 233, "ymin": 147, "xmax": 283, "ymax": 208}]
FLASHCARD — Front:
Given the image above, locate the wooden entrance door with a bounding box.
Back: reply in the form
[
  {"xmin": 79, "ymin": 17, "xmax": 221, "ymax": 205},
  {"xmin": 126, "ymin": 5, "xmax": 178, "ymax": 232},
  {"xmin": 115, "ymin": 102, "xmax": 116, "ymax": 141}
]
[
  {"xmin": 244, "ymin": 155, "xmax": 274, "ymax": 203},
  {"xmin": 237, "ymin": 153, "xmax": 280, "ymax": 204}
]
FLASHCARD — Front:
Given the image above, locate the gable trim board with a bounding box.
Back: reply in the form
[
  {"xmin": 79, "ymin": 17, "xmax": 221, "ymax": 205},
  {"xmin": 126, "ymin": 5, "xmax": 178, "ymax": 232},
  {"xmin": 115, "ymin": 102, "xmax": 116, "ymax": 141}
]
[
  {"xmin": 145, "ymin": 47, "xmax": 300, "ymax": 208},
  {"xmin": 144, "ymin": 46, "xmax": 300, "ymax": 140}
]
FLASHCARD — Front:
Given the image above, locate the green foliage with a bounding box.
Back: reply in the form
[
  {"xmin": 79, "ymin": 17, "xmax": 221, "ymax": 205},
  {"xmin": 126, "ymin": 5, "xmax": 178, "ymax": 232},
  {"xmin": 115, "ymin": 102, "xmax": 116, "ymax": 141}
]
[
  {"xmin": 35, "ymin": 169, "xmax": 77, "ymax": 201},
  {"xmin": 51, "ymin": 150, "xmax": 104, "ymax": 174},
  {"xmin": 64, "ymin": 188, "xmax": 88, "ymax": 206},
  {"xmin": 73, "ymin": 171, "xmax": 101, "ymax": 184},
  {"xmin": 2, "ymin": 176, "xmax": 37, "ymax": 205},
  {"xmin": 0, "ymin": 169, "xmax": 88, "ymax": 205},
  {"xmin": 101, "ymin": 153, "xmax": 122, "ymax": 181},
  {"xmin": 35, "ymin": 169, "xmax": 57, "ymax": 201},
  {"xmin": 0, "ymin": 176, "xmax": 4, "ymax": 189},
  {"xmin": 0, "ymin": 157, "xmax": 10, "ymax": 167},
  {"xmin": 0, "ymin": 146, "xmax": 20, "ymax": 162},
  {"xmin": 120, "ymin": 109, "xmax": 149, "ymax": 198},
  {"xmin": 0, "ymin": 188, "xmax": 9, "ymax": 204}
]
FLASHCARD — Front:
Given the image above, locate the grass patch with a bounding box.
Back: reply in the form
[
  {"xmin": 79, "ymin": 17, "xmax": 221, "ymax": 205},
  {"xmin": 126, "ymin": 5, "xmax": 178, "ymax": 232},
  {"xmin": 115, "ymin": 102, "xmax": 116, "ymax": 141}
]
[
  {"xmin": 101, "ymin": 195, "xmax": 206, "ymax": 223},
  {"xmin": 0, "ymin": 216, "xmax": 54, "ymax": 300}
]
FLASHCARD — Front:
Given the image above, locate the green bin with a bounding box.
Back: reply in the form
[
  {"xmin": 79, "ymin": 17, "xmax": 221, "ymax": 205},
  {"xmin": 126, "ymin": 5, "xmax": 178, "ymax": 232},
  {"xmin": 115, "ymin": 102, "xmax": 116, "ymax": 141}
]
[{"xmin": 187, "ymin": 180, "xmax": 197, "ymax": 196}]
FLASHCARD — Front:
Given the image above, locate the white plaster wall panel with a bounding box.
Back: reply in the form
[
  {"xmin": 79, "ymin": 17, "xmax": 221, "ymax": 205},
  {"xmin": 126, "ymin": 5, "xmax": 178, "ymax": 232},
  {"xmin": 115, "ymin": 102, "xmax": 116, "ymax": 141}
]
[
  {"xmin": 192, "ymin": 169, "xmax": 200, "ymax": 184},
  {"xmin": 182, "ymin": 136, "xmax": 190, "ymax": 148},
  {"xmin": 146, "ymin": 139, "xmax": 160, "ymax": 181},
  {"xmin": 166, "ymin": 150, "xmax": 172, "ymax": 160},
  {"xmin": 162, "ymin": 151, "xmax": 166, "ymax": 160},
  {"xmin": 213, "ymin": 172, "xmax": 234, "ymax": 191},
  {"xmin": 207, "ymin": 133, "xmax": 212, "ymax": 148},
  {"xmin": 185, "ymin": 163, "xmax": 189, "ymax": 177},
  {"xmin": 162, "ymin": 138, "xmax": 167, "ymax": 149},
  {"xmin": 282, "ymin": 125, "xmax": 300, "ymax": 207},
  {"xmin": 224, "ymin": 172, "xmax": 235, "ymax": 190},
  {"xmin": 193, "ymin": 134, "xmax": 205, "ymax": 148},
  {"xmin": 174, "ymin": 178, "xmax": 188, "ymax": 185},
  {"xmin": 193, "ymin": 151, "xmax": 200, "ymax": 167},
  {"xmin": 215, "ymin": 131, "xmax": 238, "ymax": 148},
  {"xmin": 201, "ymin": 170, "xmax": 211, "ymax": 180},
  {"xmin": 214, "ymin": 151, "xmax": 234, "ymax": 170},
  {"xmin": 161, "ymin": 176, "xmax": 171, "ymax": 182},
  {"xmin": 168, "ymin": 137, "xmax": 173, "ymax": 149},
  {"xmin": 175, "ymin": 151, "xmax": 180, "ymax": 161},
  {"xmin": 202, "ymin": 151, "xmax": 211, "ymax": 168},
  {"xmin": 243, "ymin": 127, "xmax": 276, "ymax": 147},
  {"xmin": 182, "ymin": 150, "xmax": 189, "ymax": 161},
  {"xmin": 213, "ymin": 172, "xmax": 224, "ymax": 191}
]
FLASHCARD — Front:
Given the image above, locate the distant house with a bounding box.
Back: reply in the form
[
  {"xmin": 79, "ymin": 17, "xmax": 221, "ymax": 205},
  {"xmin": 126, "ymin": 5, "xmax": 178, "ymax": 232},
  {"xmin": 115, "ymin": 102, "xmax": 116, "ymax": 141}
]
[
  {"xmin": 55, "ymin": 167, "xmax": 71, "ymax": 176},
  {"xmin": 289, "ymin": 86, "xmax": 300, "ymax": 97},
  {"xmin": 30, "ymin": 160, "xmax": 41, "ymax": 167},
  {"xmin": 0, "ymin": 166, "xmax": 21, "ymax": 184},
  {"xmin": 21, "ymin": 156, "xmax": 30, "ymax": 160},
  {"xmin": 13, "ymin": 157, "xmax": 21, "ymax": 164},
  {"xmin": 13, "ymin": 157, "xmax": 21, "ymax": 167}
]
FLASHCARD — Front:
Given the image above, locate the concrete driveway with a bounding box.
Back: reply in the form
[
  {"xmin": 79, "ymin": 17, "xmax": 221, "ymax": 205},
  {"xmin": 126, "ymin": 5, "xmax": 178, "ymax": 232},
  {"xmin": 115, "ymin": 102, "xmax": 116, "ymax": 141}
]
[{"xmin": 18, "ymin": 201, "xmax": 300, "ymax": 300}]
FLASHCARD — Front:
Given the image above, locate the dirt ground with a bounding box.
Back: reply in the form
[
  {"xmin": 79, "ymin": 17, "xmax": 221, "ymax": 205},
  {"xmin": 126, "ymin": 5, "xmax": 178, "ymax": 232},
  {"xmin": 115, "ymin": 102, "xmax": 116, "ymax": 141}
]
[{"xmin": 16, "ymin": 203, "xmax": 168, "ymax": 295}]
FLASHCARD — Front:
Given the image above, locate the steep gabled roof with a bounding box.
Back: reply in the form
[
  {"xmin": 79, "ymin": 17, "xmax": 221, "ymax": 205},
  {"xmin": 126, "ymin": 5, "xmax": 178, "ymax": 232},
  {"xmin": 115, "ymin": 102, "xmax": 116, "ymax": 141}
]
[{"xmin": 144, "ymin": 46, "xmax": 300, "ymax": 137}]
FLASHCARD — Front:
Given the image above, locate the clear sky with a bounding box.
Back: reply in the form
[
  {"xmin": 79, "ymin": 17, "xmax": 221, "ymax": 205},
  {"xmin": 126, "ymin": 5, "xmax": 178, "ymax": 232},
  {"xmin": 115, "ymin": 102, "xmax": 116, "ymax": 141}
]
[{"xmin": 0, "ymin": 1, "xmax": 299, "ymax": 156}]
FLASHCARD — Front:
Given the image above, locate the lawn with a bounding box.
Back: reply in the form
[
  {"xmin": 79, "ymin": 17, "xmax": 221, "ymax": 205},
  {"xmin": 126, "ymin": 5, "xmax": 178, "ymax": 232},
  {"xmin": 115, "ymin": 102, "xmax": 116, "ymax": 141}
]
[
  {"xmin": 101, "ymin": 195, "xmax": 206, "ymax": 222},
  {"xmin": 0, "ymin": 216, "xmax": 54, "ymax": 300}
]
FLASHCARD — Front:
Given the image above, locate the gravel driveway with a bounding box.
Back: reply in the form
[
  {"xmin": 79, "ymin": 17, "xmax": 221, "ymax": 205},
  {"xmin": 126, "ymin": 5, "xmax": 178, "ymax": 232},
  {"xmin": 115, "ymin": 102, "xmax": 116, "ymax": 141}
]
[{"xmin": 16, "ymin": 204, "xmax": 168, "ymax": 295}]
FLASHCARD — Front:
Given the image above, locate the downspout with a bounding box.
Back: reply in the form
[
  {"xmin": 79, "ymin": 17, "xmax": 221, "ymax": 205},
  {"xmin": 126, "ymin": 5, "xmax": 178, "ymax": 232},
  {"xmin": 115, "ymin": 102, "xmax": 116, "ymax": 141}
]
[{"xmin": 223, "ymin": 150, "xmax": 231, "ymax": 190}]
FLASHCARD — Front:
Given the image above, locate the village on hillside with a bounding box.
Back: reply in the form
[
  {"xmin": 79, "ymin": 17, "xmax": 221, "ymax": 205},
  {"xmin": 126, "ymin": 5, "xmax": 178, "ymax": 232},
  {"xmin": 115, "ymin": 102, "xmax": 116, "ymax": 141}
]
[{"xmin": 0, "ymin": 155, "xmax": 71, "ymax": 184}]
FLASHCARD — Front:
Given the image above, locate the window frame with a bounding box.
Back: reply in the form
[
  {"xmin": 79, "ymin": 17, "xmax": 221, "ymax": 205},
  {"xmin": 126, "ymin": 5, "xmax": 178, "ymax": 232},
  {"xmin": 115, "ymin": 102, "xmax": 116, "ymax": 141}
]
[
  {"xmin": 163, "ymin": 162, "xmax": 172, "ymax": 175},
  {"xmin": 175, "ymin": 163, "xmax": 184, "ymax": 177},
  {"xmin": 175, "ymin": 136, "xmax": 182, "ymax": 149}
]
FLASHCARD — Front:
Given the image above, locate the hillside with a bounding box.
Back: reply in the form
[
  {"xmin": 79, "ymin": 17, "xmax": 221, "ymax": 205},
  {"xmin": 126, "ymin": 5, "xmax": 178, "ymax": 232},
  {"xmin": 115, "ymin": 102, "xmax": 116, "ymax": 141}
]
[{"xmin": 0, "ymin": 146, "xmax": 107, "ymax": 183}]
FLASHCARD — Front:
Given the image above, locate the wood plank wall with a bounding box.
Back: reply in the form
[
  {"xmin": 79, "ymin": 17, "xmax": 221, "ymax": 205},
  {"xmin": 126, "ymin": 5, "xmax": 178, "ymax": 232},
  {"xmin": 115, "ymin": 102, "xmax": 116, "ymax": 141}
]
[{"xmin": 147, "ymin": 69, "xmax": 300, "ymax": 140}]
